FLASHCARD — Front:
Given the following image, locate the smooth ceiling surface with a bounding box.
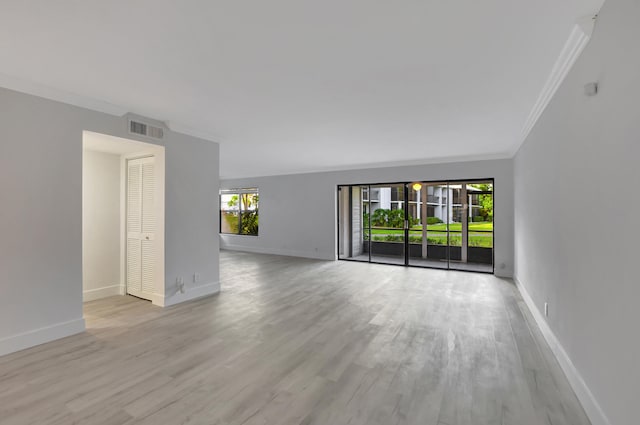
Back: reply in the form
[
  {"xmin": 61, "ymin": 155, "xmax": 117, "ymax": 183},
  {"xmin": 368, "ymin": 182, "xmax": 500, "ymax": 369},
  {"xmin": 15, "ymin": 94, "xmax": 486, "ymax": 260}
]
[{"xmin": 0, "ymin": 1, "xmax": 602, "ymax": 178}]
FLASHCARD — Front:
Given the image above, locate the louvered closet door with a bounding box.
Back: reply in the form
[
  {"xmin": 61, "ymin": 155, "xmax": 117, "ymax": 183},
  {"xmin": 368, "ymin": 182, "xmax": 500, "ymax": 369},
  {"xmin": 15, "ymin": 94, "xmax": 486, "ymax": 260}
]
[{"xmin": 127, "ymin": 157, "xmax": 155, "ymax": 300}]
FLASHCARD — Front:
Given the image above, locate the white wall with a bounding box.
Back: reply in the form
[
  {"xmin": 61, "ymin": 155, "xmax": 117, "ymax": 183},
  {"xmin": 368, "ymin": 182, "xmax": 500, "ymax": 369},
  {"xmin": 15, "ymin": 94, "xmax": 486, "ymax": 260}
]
[
  {"xmin": 514, "ymin": 1, "xmax": 639, "ymax": 424},
  {"xmin": 82, "ymin": 150, "xmax": 121, "ymax": 301},
  {"xmin": 221, "ymin": 158, "xmax": 514, "ymax": 277},
  {"xmin": 0, "ymin": 87, "xmax": 220, "ymax": 356}
]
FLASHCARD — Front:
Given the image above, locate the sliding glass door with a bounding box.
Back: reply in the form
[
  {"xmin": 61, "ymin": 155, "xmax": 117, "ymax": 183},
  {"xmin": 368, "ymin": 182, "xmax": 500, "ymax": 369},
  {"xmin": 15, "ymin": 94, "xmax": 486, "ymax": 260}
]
[
  {"xmin": 338, "ymin": 185, "xmax": 370, "ymax": 262},
  {"xmin": 448, "ymin": 182, "xmax": 494, "ymax": 273},
  {"xmin": 407, "ymin": 182, "xmax": 449, "ymax": 269},
  {"xmin": 338, "ymin": 179, "xmax": 494, "ymax": 273},
  {"xmin": 368, "ymin": 184, "xmax": 406, "ymax": 265}
]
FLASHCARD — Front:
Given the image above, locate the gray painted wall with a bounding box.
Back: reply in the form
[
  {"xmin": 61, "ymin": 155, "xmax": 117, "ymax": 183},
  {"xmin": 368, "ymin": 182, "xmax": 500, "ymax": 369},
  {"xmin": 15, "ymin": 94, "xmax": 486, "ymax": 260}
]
[
  {"xmin": 0, "ymin": 87, "xmax": 220, "ymax": 355},
  {"xmin": 221, "ymin": 158, "xmax": 514, "ymax": 277},
  {"xmin": 82, "ymin": 150, "xmax": 121, "ymax": 299},
  {"xmin": 514, "ymin": 0, "xmax": 639, "ymax": 424}
]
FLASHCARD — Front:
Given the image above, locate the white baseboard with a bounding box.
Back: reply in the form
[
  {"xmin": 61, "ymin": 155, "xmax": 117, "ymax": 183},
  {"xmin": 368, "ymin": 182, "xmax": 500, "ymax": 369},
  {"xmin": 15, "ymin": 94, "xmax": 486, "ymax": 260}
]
[
  {"xmin": 0, "ymin": 318, "xmax": 86, "ymax": 357},
  {"xmin": 221, "ymin": 243, "xmax": 334, "ymax": 261},
  {"xmin": 83, "ymin": 284, "xmax": 123, "ymax": 302},
  {"xmin": 152, "ymin": 281, "xmax": 220, "ymax": 307},
  {"xmin": 514, "ymin": 277, "xmax": 610, "ymax": 425}
]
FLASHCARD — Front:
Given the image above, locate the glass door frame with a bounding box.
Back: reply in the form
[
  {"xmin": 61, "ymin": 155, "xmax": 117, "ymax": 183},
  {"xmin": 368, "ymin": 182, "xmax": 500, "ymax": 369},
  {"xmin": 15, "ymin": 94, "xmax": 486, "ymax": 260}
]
[
  {"xmin": 336, "ymin": 178, "xmax": 495, "ymax": 274},
  {"xmin": 407, "ymin": 181, "xmax": 450, "ymax": 270},
  {"xmin": 367, "ymin": 183, "xmax": 408, "ymax": 267}
]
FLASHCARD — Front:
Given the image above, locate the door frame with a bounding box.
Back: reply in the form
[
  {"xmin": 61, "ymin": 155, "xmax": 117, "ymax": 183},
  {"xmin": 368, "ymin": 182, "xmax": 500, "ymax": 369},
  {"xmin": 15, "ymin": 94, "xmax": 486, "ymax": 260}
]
[
  {"xmin": 121, "ymin": 150, "xmax": 165, "ymax": 305},
  {"xmin": 336, "ymin": 178, "xmax": 495, "ymax": 274}
]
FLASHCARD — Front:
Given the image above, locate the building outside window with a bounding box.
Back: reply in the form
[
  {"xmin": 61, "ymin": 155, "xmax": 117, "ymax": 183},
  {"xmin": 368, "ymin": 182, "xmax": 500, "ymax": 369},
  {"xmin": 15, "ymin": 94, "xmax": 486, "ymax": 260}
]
[{"xmin": 365, "ymin": 183, "xmax": 491, "ymax": 224}]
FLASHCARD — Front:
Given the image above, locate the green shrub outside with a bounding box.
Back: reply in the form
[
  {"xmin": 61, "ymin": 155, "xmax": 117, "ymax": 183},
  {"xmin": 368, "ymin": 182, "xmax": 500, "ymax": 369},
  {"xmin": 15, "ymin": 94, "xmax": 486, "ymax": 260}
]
[
  {"xmin": 222, "ymin": 210, "xmax": 258, "ymax": 235},
  {"xmin": 367, "ymin": 233, "xmax": 492, "ymax": 248},
  {"xmin": 240, "ymin": 211, "xmax": 259, "ymax": 235},
  {"xmin": 366, "ymin": 209, "xmax": 419, "ymax": 228}
]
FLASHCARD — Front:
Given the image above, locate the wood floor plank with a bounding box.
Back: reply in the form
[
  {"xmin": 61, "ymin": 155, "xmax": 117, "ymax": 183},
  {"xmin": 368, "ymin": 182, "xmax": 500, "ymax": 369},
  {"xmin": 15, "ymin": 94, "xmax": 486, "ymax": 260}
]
[{"xmin": 0, "ymin": 251, "xmax": 591, "ymax": 425}]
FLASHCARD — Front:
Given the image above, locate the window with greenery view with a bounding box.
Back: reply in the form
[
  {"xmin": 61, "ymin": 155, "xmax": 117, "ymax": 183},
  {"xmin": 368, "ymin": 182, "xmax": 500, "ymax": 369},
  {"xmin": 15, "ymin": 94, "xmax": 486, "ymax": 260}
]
[{"xmin": 220, "ymin": 188, "xmax": 259, "ymax": 236}]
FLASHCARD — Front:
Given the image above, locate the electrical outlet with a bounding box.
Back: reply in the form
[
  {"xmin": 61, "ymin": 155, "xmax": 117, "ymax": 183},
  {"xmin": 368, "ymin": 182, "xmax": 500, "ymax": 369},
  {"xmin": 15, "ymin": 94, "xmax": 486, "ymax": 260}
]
[
  {"xmin": 176, "ymin": 276, "xmax": 186, "ymax": 294},
  {"xmin": 544, "ymin": 302, "xmax": 549, "ymax": 317},
  {"xmin": 193, "ymin": 273, "xmax": 200, "ymax": 283}
]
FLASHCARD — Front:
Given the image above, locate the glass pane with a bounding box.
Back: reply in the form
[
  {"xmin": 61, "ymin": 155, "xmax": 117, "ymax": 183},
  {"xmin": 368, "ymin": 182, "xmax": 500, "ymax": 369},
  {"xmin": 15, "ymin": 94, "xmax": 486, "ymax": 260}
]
[
  {"xmin": 369, "ymin": 184, "xmax": 405, "ymax": 265},
  {"xmin": 338, "ymin": 186, "xmax": 349, "ymax": 260},
  {"xmin": 449, "ymin": 181, "xmax": 493, "ymax": 273},
  {"xmin": 407, "ymin": 182, "xmax": 448, "ymax": 269},
  {"xmin": 221, "ymin": 194, "xmax": 239, "ymax": 211},
  {"xmin": 239, "ymin": 192, "xmax": 259, "ymax": 235},
  {"xmin": 221, "ymin": 211, "xmax": 239, "ymax": 233},
  {"xmin": 448, "ymin": 184, "xmax": 464, "ymax": 265},
  {"xmin": 351, "ymin": 186, "xmax": 370, "ymax": 262},
  {"xmin": 220, "ymin": 193, "xmax": 239, "ymax": 234},
  {"xmin": 241, "ymin": 193, "xmax": 259, "ymax": 211},
  {"xmin": 337, "ymin": 186, "xmax": 369, "ymax": 261},
  {"xmin": 239, "ymin": 210, "xmax": 258, "ymax": 235}
]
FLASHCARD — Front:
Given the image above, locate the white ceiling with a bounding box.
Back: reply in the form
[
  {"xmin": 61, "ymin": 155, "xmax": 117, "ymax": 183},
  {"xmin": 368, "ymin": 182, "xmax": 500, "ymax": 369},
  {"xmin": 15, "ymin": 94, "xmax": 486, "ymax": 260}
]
[{"xmin": 0, "ymin": 0, "xmax": 603, "ymax": 178}]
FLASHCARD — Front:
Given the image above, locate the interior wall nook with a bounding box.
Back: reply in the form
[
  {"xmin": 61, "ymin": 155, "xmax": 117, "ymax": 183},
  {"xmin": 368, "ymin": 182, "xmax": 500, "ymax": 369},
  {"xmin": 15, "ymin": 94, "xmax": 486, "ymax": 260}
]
[{"xmin": 82, "ymin": 132, "xmax": 166, "ymax": 304}]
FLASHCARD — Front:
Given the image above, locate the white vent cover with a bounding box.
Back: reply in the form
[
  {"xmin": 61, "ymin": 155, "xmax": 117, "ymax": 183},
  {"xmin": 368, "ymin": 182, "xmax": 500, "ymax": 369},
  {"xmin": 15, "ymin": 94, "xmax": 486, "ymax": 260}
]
[{"xmin": 129, "ymin": 119, "xmax": 164, "ymax": 139}]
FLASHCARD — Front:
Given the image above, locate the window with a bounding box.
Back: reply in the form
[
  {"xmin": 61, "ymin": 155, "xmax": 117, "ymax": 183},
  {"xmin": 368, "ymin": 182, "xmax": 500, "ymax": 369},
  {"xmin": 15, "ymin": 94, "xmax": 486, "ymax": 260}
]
[{"xmin": 220, "ymin": 188, "xmax": 259, "ymax": 236}]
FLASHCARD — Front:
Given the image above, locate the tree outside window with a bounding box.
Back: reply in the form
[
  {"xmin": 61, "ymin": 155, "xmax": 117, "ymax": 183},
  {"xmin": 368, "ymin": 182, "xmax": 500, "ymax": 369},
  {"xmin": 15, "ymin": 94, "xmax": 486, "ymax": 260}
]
[{"xmin": 220, "ymin": 189, "xmax": 259, "ymax": 236}]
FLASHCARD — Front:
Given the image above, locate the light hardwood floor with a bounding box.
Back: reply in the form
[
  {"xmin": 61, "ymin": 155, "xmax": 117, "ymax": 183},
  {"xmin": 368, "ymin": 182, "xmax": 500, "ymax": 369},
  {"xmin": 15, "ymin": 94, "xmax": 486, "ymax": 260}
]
[{"xmin": 0, "ymin": 251, "xmax": 590, "ymax": 425}]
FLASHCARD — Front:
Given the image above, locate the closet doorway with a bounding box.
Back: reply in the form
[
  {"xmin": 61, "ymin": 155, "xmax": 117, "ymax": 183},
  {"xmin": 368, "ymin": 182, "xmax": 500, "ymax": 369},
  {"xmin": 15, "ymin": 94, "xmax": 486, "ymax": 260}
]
[{"xmin": 82, "ymin": 131, "xmax": 165, "ymax": 303}]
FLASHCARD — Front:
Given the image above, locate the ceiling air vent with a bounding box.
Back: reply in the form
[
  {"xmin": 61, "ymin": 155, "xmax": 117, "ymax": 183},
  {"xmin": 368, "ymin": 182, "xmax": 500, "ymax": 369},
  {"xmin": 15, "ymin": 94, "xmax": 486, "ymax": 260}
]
[{"xmin": 129, "ymin": 119, "xmax": 164, "ymax": 139}]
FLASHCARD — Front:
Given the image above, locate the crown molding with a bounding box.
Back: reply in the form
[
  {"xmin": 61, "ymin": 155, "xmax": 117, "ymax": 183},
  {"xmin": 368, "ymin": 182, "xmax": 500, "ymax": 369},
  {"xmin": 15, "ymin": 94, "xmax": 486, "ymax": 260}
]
[
  {"xmin": 0, "ymin": 72, "xmax": 129, "ymax": 116},
  {"xmin": 220, "ymin": 151, "xmax": 513, "ymax": 180},
  {"xmin": 164, "ymin": 121, "xmax": 221, "ymax": 144},
  {"xmin": 0, "ymin": 73, "xmax": 221, "ymax": 143},
  {"xmin": 512, "ymin": 14, "xmax": 598, "ymax": 157}
]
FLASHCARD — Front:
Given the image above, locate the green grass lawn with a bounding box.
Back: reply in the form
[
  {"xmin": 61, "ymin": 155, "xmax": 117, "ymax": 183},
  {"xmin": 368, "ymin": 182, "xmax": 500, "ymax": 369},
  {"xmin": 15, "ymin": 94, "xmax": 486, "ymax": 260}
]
[
  {"xmin": 371, "ymin": 221, "xmax": 493, "ymax": 235},
  {"xmin": 430, "ymin": 222, "xmax": 493, "ymax": 231},
  {"xmin": 369, "ymin": 222, "xmax": 493, "ymax": 233},
  {"xmin": 366, "ymin": 221, "xmax": 493, "ymax": 248}
]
